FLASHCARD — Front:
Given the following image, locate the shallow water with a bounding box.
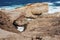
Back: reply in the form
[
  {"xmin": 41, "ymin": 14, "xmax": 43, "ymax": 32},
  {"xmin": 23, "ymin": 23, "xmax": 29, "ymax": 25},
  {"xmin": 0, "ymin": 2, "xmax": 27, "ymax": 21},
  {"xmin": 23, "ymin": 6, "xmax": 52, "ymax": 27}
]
[{"xmin": 48, "ymin": 2, "xmax": 60, "ymax": 13}]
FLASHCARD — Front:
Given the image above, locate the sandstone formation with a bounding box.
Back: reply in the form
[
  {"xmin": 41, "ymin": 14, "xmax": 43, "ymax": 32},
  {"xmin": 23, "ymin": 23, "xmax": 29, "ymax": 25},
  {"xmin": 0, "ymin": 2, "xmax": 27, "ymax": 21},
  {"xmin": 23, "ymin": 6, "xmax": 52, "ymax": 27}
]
[
  {"xmin": 10, "ymin": 3, "xmax": 48, "ymax": 26},
  {"xmin": 39, "ymin": 12, "xmax": 60, "ymax": 18},
  {"xmin": 0, "ymin": 29, "xmax": 32, "ymax": 40},
  {"xmin": 0, "ymin": 3, "xmax": 48, "ymax": 26},
  {"xmin": 12, "ymin": 3, "xmax": 48, "ymax": 18},
  {"xmin": 21, "ymin": 17, "xmax": 60, "ymax": 40},
  {"xmin": 0, "ymin": 10, "xmax": 25, "ymax": 23},
  {"xmin": 14, "ymin": 12, "xmax": 60, "ymax": 28},
  {"xmin": 0, "ymin": 3, "xmax": 60, "ymax": 40},
  {"xmin": 12, "ymin": 12, "xmax": 60, "ymax": 40},
  {"xmin": 0, "ymin": 28, "xmax": 60, "ymax": 40},
  {"xmin": 0, "ymin": 11, "xmax": 20, "ymax": 33}
]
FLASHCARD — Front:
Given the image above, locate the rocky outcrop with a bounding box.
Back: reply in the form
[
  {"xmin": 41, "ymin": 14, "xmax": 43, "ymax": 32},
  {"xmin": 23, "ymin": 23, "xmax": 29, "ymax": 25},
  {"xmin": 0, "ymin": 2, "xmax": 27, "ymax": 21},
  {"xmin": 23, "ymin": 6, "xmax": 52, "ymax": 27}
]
[
  {"xmin": 0, "ymin": 12, "xmax": 60, "ymax": 40},
  {"xmin": 0, "ymin": 10, "xmax": 25, "ymax": 23},
  {"xmin": 11, "ymin": 3, "xmax": 48, "ymax": 26},
  {"xmin": 21, "ymin": 17, "xmax": 60, "ymax": 40},
  {"xmin": 0, "ymin": 29, "xmax": 32, "ymax": 40},
  {"xmin": 0, "ymin": 3, "xmax": 48, "ymax": 26},
  {"xmin": 0, "ymin": 3, "xmax": 60, "ymax": 40},
  {"xmin": 39, "ymin": 12, "xmax": 60, "ymax": 18},
  {"xmin": 14, "ymin": 12, "xmax": 60, "ymax": 27},
  {"xmin": 0, "ymin": 28, "xmax": 60, "ymax": 40},
  {"xmin": 0, "ymin": 11, "xmax": 20, "ymax": 33},
  {"xmin": 12, "ymin": 3, "xmax": 48, "ymax": 18}
]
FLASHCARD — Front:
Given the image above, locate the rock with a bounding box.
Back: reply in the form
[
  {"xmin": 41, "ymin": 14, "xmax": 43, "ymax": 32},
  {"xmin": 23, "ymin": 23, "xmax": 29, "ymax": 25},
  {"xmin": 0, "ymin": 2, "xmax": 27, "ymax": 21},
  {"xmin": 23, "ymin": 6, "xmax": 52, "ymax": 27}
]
[
  {"xmin": 39, "ymin": 12, "xmax": 60, "ymax": 18},
  {"xmin": 29, "ymin": 3, "xmax": 48, "ymax": 15},
  {"xmin": 0, "ymin": 10, "xmax": 25, "ymax": 23},
  {"xmin": 12, "ymin": 3, "xmax": 48, "ymax": 26},
  {"xmin": 0, "ymin": 3, "xmax": 48, "ymax": 27},
  {"xmin": 13, "ymin": 3, "xmax": 48, "ymax": 18},
  {"xmin": 14, "ymin": 12, "xmax": 60, "ymax": 28},
  {"xmin": 0, "ymin": 11, "xmax": 20, "ymax": 33},
  {"xmin": 14, "ymin": 15, "xmax": 28, "ymax": 26},
  {"xmin": 0, "ymin": 3, "xmax": 60, "ymax": 40},
  {"xmin": 0, "ymin": 29, "xmax": 60, "ymax": 40},
  {"xmin": 0, "ymin": 29, "xmax": 32, "ymax": 40},
  {"xmin": 21, "ymin": 17, "xmax": 60, "ymax": 40}
]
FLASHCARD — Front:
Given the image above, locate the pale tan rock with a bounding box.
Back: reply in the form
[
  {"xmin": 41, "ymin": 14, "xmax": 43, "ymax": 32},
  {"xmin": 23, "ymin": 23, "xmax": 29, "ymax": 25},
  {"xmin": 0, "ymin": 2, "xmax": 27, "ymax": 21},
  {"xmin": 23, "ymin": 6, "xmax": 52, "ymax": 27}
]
[
  {"xmin": 21, "ymin": 17, "xmax": 60, "ymax": 40},
  {"xmin": 39, "ymin": 12, "xmax": 60, "ymax": 18},
  {"xmin": 11, "ymin": 3, "xmax": 48, "ymax": 26},
  {"xmin": 0, "ymin": 29, "xmax": 32, "ymax": 40},
  {"xmin": 0, "ymin": 11, "xmax": 60, "ymax": 40},
  {"xmin": 14, "ymin": 15, "xmax": 28, "ymax": 26},
  {"xmin": 29, "ymin": 3, "xmax": 48, "ymax": 15},
  {"xmin": 0, "ymin": 10, "xmax": 25, "ymax": 23},
  {"xmin": 0, "ymin": 3, "xmax": 60, "ymax": 40},
  {"xmin": 13, "ymin": 3, "xmax": 48, "ymax": 18},
  {"xmin": 0, "ymin": 28, "xmax": 60, "ymax": 40},
  {"xmin": 14, "ymin": 12, "xmax": 60, "ymax": 28},
  {"xmin": 0, "ymin": 3, "xmax": 48, "ymax": 26},
  {"xmin": 0, "ymin": 11, "xmax": 20, "ymax": 33}
]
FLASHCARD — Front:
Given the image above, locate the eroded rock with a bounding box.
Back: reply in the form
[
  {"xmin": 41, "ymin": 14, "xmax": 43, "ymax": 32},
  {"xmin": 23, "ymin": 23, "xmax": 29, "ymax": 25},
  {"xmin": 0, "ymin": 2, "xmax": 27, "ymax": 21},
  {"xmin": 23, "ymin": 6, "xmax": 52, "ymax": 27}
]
[
  {"xmin": 0, "ymin": 11, "xmax": 20, "ymax": 33},
  {"xmin": 0, "ymin": 3, "xmax": 60, "ymax": 40},
  {"xmin": 13, "ymin": 3, "xmax": 48, "ymax": 18},
  {"xmin": 21, "ymin": 17, "xmax": 60, "ymax": 40},
  {"xmin": 0, "ymin": 29, "xmax": 32, "ymax": 40},
  {"xmin": 39, "ymin": 12, "xmax": 60, "ymax": 18}
]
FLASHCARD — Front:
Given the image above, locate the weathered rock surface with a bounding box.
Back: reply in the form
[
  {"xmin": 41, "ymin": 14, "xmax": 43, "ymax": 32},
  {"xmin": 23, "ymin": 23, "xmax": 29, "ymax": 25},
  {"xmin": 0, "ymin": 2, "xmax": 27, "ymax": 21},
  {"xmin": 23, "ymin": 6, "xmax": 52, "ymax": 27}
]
[
  {"xmin": 14, "ymin": 12, "xmax": 60, "ymax": 27},
  {"xmin": 13, "ymin": 3, "xmax": 48, "ymax": 18},
  {"xmin": 39, "ymin": 12, "xmax": 60, "ymax": 18},
  {"xmin": 0, "ymin": 3, "xmax": 48, "ymax": 26},
  {"xmin": 21, "ymin": 17, "xmax": 60, "ymax": 40},
  {"xmin": 10, "ymin": 3, "xmax": 48, "ymax": 26},
  {"xmin": 0, "ymin": 11, "xmax": 60, "ymax": 40},
  {"xmin": 0, "ymin": 10, "xmax": 25, "ymax": 23},
  {"xmin": 0, "ymin": 3, "xmax": 60, "ymax": 40},
  {"xmin": 0, "ymin": 29, "xmax": 32, "ymax": 40},
  {"xmin": 0, "ymin": 11, "xmax": 20, "ymax": 33},
  {"xmin": 14, "ymin": 15, "xmax": 28, "ymax": 26}
]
